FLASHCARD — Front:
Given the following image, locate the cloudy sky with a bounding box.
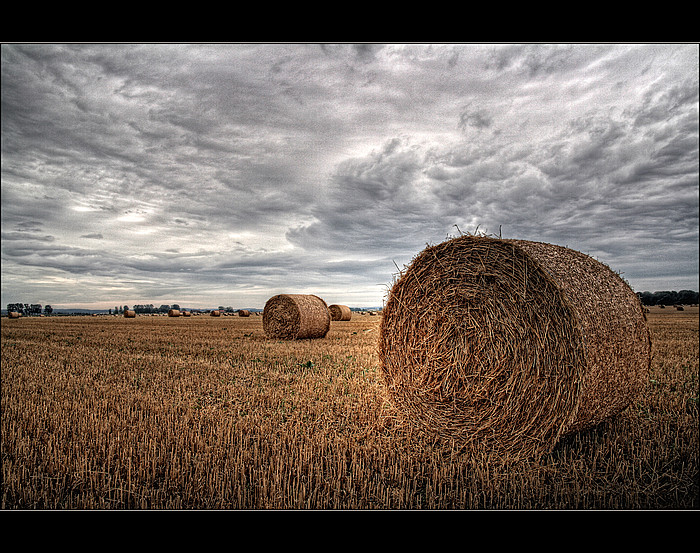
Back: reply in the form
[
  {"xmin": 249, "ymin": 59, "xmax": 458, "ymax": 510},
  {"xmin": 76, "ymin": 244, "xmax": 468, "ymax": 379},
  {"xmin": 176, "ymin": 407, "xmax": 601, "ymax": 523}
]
[{"xmin": 2, "ymin": 43, "xmax": 698, "ymax": 310}]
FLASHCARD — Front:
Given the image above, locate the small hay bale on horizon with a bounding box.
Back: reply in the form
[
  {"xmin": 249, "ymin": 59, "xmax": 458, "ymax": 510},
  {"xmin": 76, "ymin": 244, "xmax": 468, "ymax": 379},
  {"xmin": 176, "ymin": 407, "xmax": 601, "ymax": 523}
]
[
  {"xmin": 8, "ymin": 311, "xmax": 21, "ymax": 319},
  {"xmin": 329, "ymin": 304, "xmax": 352, "ymax": 321},
  {"xmin": 238, "ymin": 309, "xmax": 250, "ymax": 317},
  {"xmin": 168, "ymin": 309, "xmax": 180, "ymax": 317},
  {"xmin": 379, "ymin": 234, "xmax": 651, "ymax": 460},
  {"xmin": 124, "ymin": 310, "xmax": 136, "ymax": 318},
  {"xmin": 263, "ymin": 294, "xmax": 330, "ymax": 340},
  {"xmin": 210, "ymin": 310, "xmax": 221, "ymax": 317},
  {"xmin": 182, "ymin": 311, "xmax": 192, "ymax": 317}
]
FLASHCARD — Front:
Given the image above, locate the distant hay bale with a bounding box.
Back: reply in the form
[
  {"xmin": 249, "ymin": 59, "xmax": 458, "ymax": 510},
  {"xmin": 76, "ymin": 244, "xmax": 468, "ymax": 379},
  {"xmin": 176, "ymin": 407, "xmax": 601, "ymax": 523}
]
[
  {"xmin": 263, "ymin": 294, "xmax": 330, "ymax": 340},
  {"xmin": 238, "ymin": 310, "xmax": 250, "ymax": 317},
  {"xmin": 329, "ymin": 304, "xmax": 352, "ymax": 321},
  {"xmin": 8, "ymin": 311, "xmax": 21, "ymax": 319},
  {"xmin": 182, "ymin": 311, "xmax": 192, "ymax": 317},
  {"xmin": 379, "ymin": 235, "xmax": 651, "ymax": 460},
  {"xmin": 210, "ymin": 310, "xmax": 221, "ymax": 317},
  {"xmin": 676, "ymin": 305, "xmax": 685, "ymax": 311},
  {"xmin": 123, "ymin": 310, "xmax": 136, "ymax": 318},
  {"xmin": 168, "ymin": 309, "xmax": 180, "ymax": 317}
]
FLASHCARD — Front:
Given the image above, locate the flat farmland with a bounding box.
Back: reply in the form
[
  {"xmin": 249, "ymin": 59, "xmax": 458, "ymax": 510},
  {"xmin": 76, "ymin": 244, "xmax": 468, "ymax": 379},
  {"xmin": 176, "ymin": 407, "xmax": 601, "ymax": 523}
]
[{"xmin": 1, "ymin": 308, "xmax": 697, "ymax": 509}]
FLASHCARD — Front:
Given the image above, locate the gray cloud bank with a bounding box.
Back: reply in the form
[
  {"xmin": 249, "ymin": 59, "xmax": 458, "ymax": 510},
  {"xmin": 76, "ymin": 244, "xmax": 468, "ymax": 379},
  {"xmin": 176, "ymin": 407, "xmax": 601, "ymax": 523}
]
[{"xmin": 2, "ymin": 44, "xmax": 698, "ymax": 309}]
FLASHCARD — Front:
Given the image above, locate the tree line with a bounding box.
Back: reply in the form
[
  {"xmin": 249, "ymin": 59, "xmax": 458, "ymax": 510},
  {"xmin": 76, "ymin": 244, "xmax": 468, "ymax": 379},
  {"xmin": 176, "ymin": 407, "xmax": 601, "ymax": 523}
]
[
  {"xmin": 6, "ymin": 303, "xmax": 53, "ymax": 316},
  {"xmin": 121, "ymin": 304, "xmax": 181, "ymax": 314},
  {"xmin": 636, "ymin": 290, "xmax": 698, "ymax": 306},
  {"xmin": 7, "ymin": 291, "xmax": 697, "ymax": 318},
  {"xmin": 127, "ymin": 305, "xmax": 238, "ymax": 314}
]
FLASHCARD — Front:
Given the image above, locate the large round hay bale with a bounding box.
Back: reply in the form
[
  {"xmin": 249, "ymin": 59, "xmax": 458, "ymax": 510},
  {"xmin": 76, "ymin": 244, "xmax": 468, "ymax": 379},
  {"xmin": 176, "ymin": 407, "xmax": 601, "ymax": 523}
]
[
  {"xmin": 8, "ymin": 311, "xmax": 21, "ymax": 319},
  {"xmin": 238, "ymin": 309, "xmax": 250, "ymax": 317},
  {"xmin": 379, "ymin": 235, "xmax": 651, "ymax": 459},
  {"xmin": 329, "ymin": 304, "xmax": 352, "ymax": 321},
  {"xmin": 123, "ymin": 310, "xmax": 136, "ymax": 318},
  {"xmin": 168, "ymin": 309, "xmax": 180, "ymax": 317},
  {"xmin": 263, "ymin": 294, "xmax": 330, "ymax": 340},
  {"xmin": 210, "ymin": 310, "xmax": 221, "ymax": 317}
]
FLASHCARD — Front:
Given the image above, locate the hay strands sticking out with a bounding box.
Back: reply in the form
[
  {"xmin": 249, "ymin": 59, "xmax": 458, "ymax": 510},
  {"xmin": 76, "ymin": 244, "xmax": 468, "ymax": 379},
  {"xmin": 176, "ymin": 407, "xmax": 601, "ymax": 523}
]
[{"xmin": 378, "ymin": 235, "xmax": 651, "ymax": 460}]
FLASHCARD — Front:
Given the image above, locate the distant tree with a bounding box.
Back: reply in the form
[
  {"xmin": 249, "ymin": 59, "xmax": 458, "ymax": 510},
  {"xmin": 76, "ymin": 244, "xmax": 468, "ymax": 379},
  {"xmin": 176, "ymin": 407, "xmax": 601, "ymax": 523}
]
[
  {"xmin": 30, "ymin": 304, "xmax": 42, "ymax": 316},
  {"xmin": 159, "ymin": 304, "xmax": 170, "ymax": 313},
  {"xmin": 678, "ymin": 290, "xmax": 699, "ymax": 304},
  {"xmin": 171, "ymin": 304, "xmax": 180, "ymax": 311},
  {"xmin": 7, "ymin": 303, "xmax": 24, "ymax": 315},
  {"xmin": 44, "ymin": 305, "xmax": 53, "ymax": 315},
  {"xmin": 638, "ymin": 290, "xmax": 698, "ymax": 306}
]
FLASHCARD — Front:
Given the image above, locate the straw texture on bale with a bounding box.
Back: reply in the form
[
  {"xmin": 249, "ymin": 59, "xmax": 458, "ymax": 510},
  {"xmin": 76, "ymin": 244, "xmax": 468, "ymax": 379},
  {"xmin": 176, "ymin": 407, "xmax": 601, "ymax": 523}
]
[
  {"xmin": 263, "ymin": 294, "xmax": 330, "ymax": 340},
  {"xmin": 123, "ymin": 310, "xmax": 136, "ymax": 318},
  {"xmin": 210, "ymin": 310, "xmax": 220, "ymax": 317},
  {"xmin": 238, "ymin": 310, "xmax": 250, "ymax": 317},
  {"xmin": 379, "ymin": 235, "xmax": 651, "ymax": 459},
  {"xmin": 329, "ymin": 304, "xmax": 352, "ymax": 321},
  {"xmin": 168, "ymin": 309, "xmax": 180, "ymax": 317}
]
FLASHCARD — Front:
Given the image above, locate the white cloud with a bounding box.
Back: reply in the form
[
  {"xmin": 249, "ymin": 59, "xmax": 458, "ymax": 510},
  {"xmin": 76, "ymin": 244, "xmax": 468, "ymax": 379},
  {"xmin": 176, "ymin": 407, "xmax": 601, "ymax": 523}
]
[{"xmin": 2, "ymin": 43, "xmax": 698, "ymax": 309}]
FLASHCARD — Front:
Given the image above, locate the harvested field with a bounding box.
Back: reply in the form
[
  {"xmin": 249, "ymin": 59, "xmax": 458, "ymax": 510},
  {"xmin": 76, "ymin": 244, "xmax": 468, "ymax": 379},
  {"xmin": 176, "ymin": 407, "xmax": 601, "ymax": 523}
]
[{"xmin": 1, "ymin": 308, "xmax": 697, "ymax": 509}]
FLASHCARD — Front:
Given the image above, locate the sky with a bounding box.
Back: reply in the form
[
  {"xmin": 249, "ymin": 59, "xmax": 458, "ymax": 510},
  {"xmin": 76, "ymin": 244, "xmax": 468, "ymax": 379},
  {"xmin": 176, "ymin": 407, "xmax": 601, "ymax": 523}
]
[{"xmin": 1, "ymin": 43, "xmax": 698, "ymax": 310}]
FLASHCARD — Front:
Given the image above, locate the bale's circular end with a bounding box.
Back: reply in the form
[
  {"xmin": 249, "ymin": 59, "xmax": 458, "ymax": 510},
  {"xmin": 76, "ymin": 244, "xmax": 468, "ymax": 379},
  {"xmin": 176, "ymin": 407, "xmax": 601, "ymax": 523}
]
[
  {"xmin": 238, "ymin": 310, "xmax": 250, "ymax": 317},
  {"xmin": 263, "ymin": 294, "xmax": 330, "ymax": 340},
  {"xmin": 168, "ymin": 309, "xmax": 180, "ymax": 317},
  {"xmin": 329, "ymin": 304, "xmax": 352, "ymax": 321},
  {"xmin": 379, "ymin": 235, "xmax": 650, "ymax": 458},
  {"xmin": 210, "ymin": 310, "xmax": 221, "ymax": 317}
]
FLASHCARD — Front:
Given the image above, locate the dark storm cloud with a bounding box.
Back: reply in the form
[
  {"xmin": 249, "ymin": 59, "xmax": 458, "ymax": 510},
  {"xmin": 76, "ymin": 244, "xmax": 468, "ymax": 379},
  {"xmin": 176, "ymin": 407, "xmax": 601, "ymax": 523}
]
[{"xmin": 1, "ymin": 44, "xmax": 698, "ymax": 308}]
